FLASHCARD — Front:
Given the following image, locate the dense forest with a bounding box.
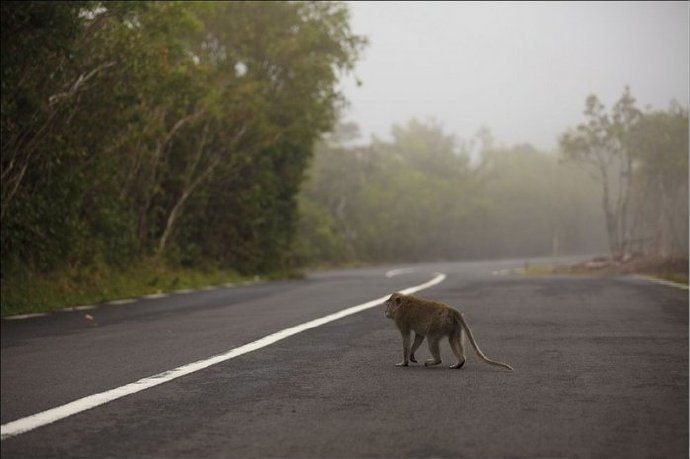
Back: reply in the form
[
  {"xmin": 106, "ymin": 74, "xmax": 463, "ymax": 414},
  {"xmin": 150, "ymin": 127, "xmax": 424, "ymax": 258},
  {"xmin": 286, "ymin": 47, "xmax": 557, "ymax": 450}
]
[
  {"xmin": 297, "ymin": 89, "xmax": 688, "ymax": 266},
  {"xmin": 296, "ymin": 119, "xmax": 608, "ymax": 265},
  {"xmin": 1, "ymin": 1, "xmax": 365, "ymax": 280},
  {"xmin": 1, "ymin": 2, "xmax": 687, "ymax": 314}
]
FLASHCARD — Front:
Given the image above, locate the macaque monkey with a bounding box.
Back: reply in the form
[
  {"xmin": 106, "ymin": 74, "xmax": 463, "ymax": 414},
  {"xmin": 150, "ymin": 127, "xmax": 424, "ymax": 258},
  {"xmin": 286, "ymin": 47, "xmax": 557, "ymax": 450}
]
[{"xmin": 384, "ymin": 292, "xmax": 513, "ymax": 371}]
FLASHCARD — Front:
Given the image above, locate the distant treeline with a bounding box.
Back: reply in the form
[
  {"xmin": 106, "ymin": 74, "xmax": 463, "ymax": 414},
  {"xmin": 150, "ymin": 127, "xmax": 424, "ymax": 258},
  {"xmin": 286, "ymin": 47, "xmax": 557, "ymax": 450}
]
[
  {"xmin": 296, "ymin": 120, "xmax": 609, "ymax": 265},
  {"xmin": 1, "ymin": 1, "xmax": 365, "ymax": 276},
  {"xmin": 298, "ymin": 89, "xmax": 688, "ymax": 266}
]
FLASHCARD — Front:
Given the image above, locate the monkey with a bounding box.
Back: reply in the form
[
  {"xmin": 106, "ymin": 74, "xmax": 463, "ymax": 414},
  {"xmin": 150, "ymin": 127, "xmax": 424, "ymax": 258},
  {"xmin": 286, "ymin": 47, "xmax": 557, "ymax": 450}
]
[{"xmin": 384, "ymin": 292, "xmax": 513, "ymax": 371}]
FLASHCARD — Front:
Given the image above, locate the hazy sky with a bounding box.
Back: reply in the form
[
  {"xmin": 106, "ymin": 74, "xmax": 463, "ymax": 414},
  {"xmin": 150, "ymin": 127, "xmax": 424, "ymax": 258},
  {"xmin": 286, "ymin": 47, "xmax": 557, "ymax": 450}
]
[{"xmin": 338, "ymin": 1, "xmax": 689, "ymax": 151}]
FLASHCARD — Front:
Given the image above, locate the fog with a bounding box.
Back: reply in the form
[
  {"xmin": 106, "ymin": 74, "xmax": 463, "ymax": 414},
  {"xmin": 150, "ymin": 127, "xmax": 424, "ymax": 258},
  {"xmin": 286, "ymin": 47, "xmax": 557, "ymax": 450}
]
[
  {"xmin": 1, "ymin": 2, "xmax": 687, "ymax": 316},
  {"xmin": 340, "ymin": 1, "xmax": 689, "ymax": 151},
  {"xmin": 296, "ymin": 1, "xmax": 688, "ymax": 266}
]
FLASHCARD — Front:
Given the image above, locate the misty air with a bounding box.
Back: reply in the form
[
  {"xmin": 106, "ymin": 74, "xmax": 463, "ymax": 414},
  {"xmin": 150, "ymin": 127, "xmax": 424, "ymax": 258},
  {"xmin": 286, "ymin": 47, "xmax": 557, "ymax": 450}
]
[{"xmin": 1, "ymin": 2, "xmax": 687, "ymax": 458}]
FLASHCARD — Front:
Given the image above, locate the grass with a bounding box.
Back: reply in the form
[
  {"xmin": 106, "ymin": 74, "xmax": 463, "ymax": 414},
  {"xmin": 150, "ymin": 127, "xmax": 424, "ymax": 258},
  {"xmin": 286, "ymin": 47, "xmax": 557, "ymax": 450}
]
[
  {"xmin": 521, "ymin": 256, "xmax": 689, "ymax": 286},
  {"xmin": 0, "ymin": 259, "xmax": 274, "ymax": 318},
  {"xmin": 641, "ymin": 270, "xmax": 688, "ymax": 285},
  {"xmin": 521, "ymin": 262, "xmax": 557, "ymax": 276}
]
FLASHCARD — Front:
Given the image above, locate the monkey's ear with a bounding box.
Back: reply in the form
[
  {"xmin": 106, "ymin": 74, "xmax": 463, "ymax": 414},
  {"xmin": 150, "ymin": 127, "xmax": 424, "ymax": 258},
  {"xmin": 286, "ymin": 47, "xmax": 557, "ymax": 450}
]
[{"xmin": 395, "ymin": 296, "xmax": 402, "ymax": 305}]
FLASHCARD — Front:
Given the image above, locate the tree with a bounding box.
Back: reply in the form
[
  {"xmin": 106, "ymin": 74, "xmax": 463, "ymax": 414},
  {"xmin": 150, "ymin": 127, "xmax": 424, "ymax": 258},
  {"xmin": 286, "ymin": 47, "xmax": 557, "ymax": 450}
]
[
  {"xmin": 559, "ymin": 87, "xmax": 641, "ymax": 258},
  {"xmin": 628, "ymin": 103, "xmax": 689, "ymax": 257},
  {"xmin": 0, "ymin": 1, "xmax": 367, "ymax": 277},
  {"xmin": 162, "ymin": 1, "xmax": 366, "ymax": 271},
  {"xmin": 298, "ymin": 119, "xmax": 606, "ymax": 265}
]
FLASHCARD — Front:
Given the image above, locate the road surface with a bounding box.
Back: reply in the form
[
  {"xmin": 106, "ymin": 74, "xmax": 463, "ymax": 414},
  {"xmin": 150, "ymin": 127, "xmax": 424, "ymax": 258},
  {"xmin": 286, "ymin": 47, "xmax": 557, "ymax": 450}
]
[{"xmin": 2, "ymin": 259, "xmax": 688, "ymax": 458}]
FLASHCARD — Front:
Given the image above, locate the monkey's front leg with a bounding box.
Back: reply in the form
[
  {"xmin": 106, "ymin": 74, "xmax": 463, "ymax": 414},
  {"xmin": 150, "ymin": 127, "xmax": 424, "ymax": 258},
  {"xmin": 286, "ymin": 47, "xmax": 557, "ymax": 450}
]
[
  {"xmin": 409, "ymin": 333, "xmax": 425, "ymax": 363},
  {"xmin": 396, "ymin": 331, "xmax": 411, "ymax": 366}
]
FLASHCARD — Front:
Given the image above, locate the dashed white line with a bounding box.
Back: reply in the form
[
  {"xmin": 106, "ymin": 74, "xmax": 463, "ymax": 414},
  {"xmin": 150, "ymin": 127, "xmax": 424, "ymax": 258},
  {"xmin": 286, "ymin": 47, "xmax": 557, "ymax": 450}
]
[
  {"xmin": 61, "ymin": 305, "xmax": 97, "ymax": 312},
  {"xmin": 3, "ymin": 313, "xmax": 49, "ymax": 320},
  {"xmin": 141, "ymin": 293, "xmax": 169, "ymax": 300},
  {"xmin": 385, "ymin": 267, "xmax": 415, "ymax": 278},
  {"xmin": 0, "ymin": 272, "xmax": 446, "ymax": 440},
  {"xmin": 5, "ymin": 282, "xmax": 257, "ymax": 322},
  {"xmin": 107, "ymin": 299, "xmax": 136, "ymax": 305}
]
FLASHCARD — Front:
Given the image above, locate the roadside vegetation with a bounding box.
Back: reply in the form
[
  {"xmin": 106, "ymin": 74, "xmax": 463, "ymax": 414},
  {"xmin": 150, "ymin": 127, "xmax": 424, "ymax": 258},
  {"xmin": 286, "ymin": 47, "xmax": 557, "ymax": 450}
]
[
  {"xmin": 1, "ymin": 1, "xmax": 363, "ymax": 316},
  {"xmin": 2, "ymin": 2, "xmax": 686, "ymax": 317},
  {"xmin": 295, "ymin": 90, "xmax": 687, "ymax": 282},
  {"xmin": 0, "ymin": 260, "xmax": 256, "ymax": 316},
  {"xmin": 523, "ymin": 256, "xmax": 688, "ymax": 286},
  {"xmin": 296, "ymin": 120, "xmax": 608, "ymax": 265}
]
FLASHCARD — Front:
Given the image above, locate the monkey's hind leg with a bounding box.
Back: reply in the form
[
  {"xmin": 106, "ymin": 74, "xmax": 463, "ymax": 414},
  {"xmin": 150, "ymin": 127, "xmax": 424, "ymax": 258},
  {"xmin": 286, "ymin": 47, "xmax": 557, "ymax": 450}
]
[
  {"xmin": 409, "ymin": 333, "xmax": 424, "ymax": 363},
  {"xmin": 424, "ymin": 336, "xmax": 442, "ymax": 367},
  {"xmin": 449, "ymin": 330, "xmax": 466, "ymax": 369}
]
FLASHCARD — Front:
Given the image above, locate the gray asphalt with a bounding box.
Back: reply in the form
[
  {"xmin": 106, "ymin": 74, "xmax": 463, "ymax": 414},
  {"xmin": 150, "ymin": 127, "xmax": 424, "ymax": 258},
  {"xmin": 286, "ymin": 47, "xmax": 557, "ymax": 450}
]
[{"xmin": 1, "ymin": 259, "xmax": 688, "ymax": 458}]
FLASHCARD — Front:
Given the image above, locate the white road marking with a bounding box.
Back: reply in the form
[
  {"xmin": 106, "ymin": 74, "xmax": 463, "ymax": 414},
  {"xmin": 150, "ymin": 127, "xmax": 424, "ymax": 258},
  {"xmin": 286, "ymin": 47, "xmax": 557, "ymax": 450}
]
[
  {"xmin": 0, "ymin": 272, "xmax": 446, "ymax": 440},
  {"xmin": 60, "ymin": 305, "xmax": 97, "ymax": 312},
  {"xmin": 3, "ymin": 313, "xmax": 49, "ymax": 321},
  {"xmin": 141, "ymin": 292, "xmax": 169, "ymax": 300},
  {"xmin": 634, "ymin": 275, "xmax": 688, "ymax": 290},
  {"xmin": 107, "ymin": 299, "xmax": 136, "ymax": 305},
  {"xmin": 6, "ymin": 282, "xmax": 258, "ymax": 323},
  {"xmin": 385, "ymin": 267, "xmax": 415, "ymax": 278}
]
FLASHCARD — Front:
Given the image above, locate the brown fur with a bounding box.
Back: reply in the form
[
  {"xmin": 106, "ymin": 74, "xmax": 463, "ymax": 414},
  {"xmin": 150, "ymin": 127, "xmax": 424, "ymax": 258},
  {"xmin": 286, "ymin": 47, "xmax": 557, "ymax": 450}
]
[{"xmin": 384, "ymin": 292, "xmax": 513, "ymax": 371}]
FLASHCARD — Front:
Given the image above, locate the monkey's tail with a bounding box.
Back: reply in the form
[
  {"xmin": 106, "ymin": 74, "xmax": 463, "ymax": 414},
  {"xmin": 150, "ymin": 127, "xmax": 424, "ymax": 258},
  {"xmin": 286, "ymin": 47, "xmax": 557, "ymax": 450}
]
[{"xmin": 457, "ymin": 313, "xmax": 514, "ymax": 371}]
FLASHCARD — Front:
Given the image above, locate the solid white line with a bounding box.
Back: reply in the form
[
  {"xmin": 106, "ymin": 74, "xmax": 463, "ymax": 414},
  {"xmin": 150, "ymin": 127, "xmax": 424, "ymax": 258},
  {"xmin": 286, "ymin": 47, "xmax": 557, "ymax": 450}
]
[
  {"xmin": 634, "ymin": 275, "xmax": 688, "ymax": 290},
  {"xmin": 0, "ymin": 272, "xmax": 446, "ymax": 440}
]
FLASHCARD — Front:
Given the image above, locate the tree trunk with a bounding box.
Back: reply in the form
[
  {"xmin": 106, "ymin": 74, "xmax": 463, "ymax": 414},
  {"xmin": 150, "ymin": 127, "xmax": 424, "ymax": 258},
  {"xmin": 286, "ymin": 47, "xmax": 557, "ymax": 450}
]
[
  {"xmin": 600, "ymin": 168, "xmax": 621, "ymax": 258},
  {"xmin": 158, "ymin": 189, "xmax": 192, "ymax": 255}
]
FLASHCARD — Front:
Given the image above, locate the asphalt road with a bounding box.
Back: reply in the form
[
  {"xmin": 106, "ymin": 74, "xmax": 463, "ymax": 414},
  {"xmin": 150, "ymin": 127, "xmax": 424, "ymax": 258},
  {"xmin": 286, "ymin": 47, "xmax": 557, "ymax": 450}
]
[{"xmin": 1, "ymin": 259, "xmax": 688, "ymax": 458}]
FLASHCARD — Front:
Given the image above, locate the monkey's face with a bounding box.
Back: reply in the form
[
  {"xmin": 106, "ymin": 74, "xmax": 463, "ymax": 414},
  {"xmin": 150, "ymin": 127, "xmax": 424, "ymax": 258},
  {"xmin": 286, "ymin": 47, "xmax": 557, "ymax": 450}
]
[{"xmin": 384, "ymin": 293, "xmax": 403, "ymax": 319}]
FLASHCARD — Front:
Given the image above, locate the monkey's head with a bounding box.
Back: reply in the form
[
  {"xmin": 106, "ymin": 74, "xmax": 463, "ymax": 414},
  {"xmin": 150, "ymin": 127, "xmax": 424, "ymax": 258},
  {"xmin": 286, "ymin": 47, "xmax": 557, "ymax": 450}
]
[{"xmin": 384, "ymin": 293, "xmax": 404, "ymax": 319}]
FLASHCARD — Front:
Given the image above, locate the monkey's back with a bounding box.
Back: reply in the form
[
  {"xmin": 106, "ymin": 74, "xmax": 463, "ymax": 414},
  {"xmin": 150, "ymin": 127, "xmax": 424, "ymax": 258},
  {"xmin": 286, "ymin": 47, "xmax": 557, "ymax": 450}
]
[{"xmin": 398, "ymin": 294, "xmax": 460, "ymax": 335}]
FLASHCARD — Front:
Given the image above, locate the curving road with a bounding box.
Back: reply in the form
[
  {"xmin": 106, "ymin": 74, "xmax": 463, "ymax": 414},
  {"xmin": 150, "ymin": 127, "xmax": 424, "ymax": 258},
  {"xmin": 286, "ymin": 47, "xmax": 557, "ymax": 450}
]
[{"xmin": 2, "ymin": 259, "xmax": 688, "ymax": 458}]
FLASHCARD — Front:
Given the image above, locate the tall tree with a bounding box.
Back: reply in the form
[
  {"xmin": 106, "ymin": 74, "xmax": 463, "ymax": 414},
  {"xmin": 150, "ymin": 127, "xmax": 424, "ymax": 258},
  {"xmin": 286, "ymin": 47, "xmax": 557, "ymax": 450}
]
[
  {"xmin": 559, "ymin": 87, "xmax": 641, "ymax": 258},
  {"xmin": 0, "ymin": 1, "xmax": 366, "ymax": 277},
  {"xmin": 628, "ymin": 103, "xmax": 689, "ymax": 257}
]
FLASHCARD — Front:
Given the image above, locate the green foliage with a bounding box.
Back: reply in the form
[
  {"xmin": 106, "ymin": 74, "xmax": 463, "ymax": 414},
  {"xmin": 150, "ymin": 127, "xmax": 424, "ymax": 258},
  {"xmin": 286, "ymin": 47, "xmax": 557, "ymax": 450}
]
[
  {"xmin": 1, "ymin": 1, "xmax": 365, "ymax": 314},
  {"xmin": 627, "ymin": 103, "xmax": 689, "ymax": 257},
  {"xmin": 560, "ymin": 88, "xmax": 688, "ymax": 258},
  {"xmin": 473, "ymin": 144, "xmax": 606, "ymax": 258},
  {"xmin": 297, "ymin": 120, "xmax": 607, "ymax": 265},
  {"xmin": 0, "ymin": 258, "xmax": 247, "ymax": 317}
]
